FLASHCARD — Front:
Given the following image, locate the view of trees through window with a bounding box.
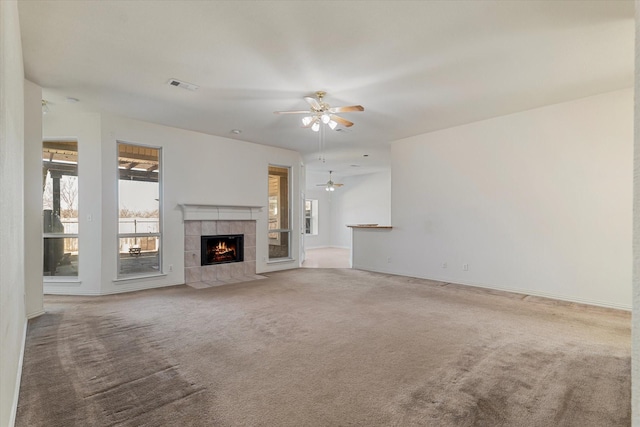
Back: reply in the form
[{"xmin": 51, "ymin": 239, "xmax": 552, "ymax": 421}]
[
  {"xmin": 117, "ymin": 142, "xmax": 161, "ymax": 277},
  {"xmin": 42, "ymin": 140, "xmax": 79, "ymax": 276}
]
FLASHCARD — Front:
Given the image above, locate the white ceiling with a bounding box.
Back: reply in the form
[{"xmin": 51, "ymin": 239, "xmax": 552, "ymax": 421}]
[{"xmin": 18, "ymin": 1, "xmax": 634, "ymax": 179}]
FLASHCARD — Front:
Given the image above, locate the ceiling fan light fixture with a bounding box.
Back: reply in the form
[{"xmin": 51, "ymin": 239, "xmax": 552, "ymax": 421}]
[
  {"xmin": 316, "ymin": 171, "xmax": 343, "ymax": 191},
  {"xmin": 274, "ymin": 91, "xmax": 363, "ymax": 133}
]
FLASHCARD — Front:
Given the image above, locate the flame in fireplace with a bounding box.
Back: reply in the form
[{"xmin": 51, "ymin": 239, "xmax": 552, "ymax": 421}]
[
  {"xmin": 209, "ymin": 239, "xmax": 237, "ymax": 263},
  {"xmin": 202, "ymin": 235, "xmax": 243, "ymax": 265},
  {"xmin": 214, "ymin": 241, "xmax": 235, "ymax": 256}
]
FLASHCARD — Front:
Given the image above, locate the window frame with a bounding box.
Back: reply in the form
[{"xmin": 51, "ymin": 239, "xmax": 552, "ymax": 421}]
[
  {"xmin": 42, "ymin": 139, "xmax": 80, "ymax": 278},
  {"xmin": 116, "ymin": 141, "xmax": 163, "ymax": 279},
  {"xmin": 268, "ymin": 164, "xmax": 292, "ymax": 261},
  {"xmin": 304, "ymin": 199, "xmax": 319, "ymax": 235}
]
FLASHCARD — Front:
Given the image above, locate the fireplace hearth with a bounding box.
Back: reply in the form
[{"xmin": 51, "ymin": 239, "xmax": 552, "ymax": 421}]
[{"xmin": 201, "ymin": 234, "xmax": 244, "ymax": 265}]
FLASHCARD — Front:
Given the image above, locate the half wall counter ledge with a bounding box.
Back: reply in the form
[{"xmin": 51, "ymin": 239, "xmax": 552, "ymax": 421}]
[{"xmin": 348, "ymin": 224, "xmax": 393, "ymax": 270}]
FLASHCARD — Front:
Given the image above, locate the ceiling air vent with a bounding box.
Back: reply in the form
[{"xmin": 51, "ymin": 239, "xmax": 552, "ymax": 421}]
[{"xmin": 167, "ymin": 78, "xmax": 199, "ymax": 91}]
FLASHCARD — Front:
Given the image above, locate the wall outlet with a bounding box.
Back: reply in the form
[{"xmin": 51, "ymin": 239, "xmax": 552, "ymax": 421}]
[
  {"xmin": 387, "ymin": 257, "xmax": 392, "ymax": 263},
  {"xmin": 463, "ymin": 263, "xmax": 469, "ymax": 271},
  {"xmin": 442, "ymin": 262, "xmax": 447, "ymax": 269}
]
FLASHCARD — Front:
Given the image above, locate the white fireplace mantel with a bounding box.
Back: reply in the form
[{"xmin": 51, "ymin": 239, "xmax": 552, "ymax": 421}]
[{"xmin": 179, "ymin": 204, "xmax": 263, "ymax": 221}]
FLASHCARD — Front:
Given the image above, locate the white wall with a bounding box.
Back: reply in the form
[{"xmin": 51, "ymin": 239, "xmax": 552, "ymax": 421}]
[
  {"xmin": 42, "ymin": 113, "xmax": 103, "ymax": 295},
  {"xmin": 23, "ymin": 79, "xmax": 43, "ymax": 319},
  {"xmin": 0, "ymin": 2, "xmax": 27, "ymax": 426},
  {"xmin": 331, "ymin": 171, "xmax": 391, "ymax": 249},
  {"xmin": 39, "ymin": 112, "xmax": 302, "ymax": 295},
  {"xmin": 354, "ymin": 88, "xmax": 633, "ymax": 309}
]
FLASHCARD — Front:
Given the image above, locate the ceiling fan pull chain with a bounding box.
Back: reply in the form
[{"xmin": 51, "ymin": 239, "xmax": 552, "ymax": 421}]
[
  {"xmin": 320, "ymin": 125, "xmax": 326, "ymax": 162},
  {"xmin": 318, "ymin": 124, "xmax": 322, "ymax": 161},
  {"xmin": 318, "ymin": 125, "xmax": 322, "ymax": 160}
]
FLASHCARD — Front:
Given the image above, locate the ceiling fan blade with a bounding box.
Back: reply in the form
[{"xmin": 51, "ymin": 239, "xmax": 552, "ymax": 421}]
[
  {"xmin": 328, "ymin": 105, "xmax": 364, "ymax": 113},
  {"xmin": 273, "ymin": 110, "xmax": 312, "ymax": 115},
  {"xmin": 304, "ymin": 96, "xmax": 321, "ymax": 110},
  {"xmin": 330, "ymin": 115, "xmax": 354, "ymax": 127},
  {"xmin": 334, "ymin": 183, "xmax": 344, "ymax": 187}
]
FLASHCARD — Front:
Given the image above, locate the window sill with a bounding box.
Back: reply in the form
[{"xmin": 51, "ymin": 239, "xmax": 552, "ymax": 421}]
[
  {"xmin": 113, "ymin": 273, "xmax": 167, "ymax": 283},
  {"xmin": 44, "ymin": 278, "xmax": 82, "ymax": 285}
]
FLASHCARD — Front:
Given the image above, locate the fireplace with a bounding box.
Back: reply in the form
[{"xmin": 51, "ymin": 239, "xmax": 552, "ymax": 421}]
[
  {"xmin": 183, "ymin": 214, "xmax": 258, "ymax": 286},
  {"xmin": 201, "ymin": 234, "xmax": 244, "ymax": 266}
]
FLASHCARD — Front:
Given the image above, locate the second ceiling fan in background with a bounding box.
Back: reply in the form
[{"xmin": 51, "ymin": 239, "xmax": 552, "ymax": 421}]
[{"xmin": 317, "ymin": 171, "xmax": 343, "ymax": 192}]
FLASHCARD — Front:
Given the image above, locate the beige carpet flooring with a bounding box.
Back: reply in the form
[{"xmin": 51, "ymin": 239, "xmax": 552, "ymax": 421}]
[{"xmin": 16, "ymin": 269, "xmax": 631, "ymax": 426}]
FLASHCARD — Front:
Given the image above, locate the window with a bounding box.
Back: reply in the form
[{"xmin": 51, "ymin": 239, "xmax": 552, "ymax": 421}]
[
  {"xmin": 43, "ymin": 140, "xmax": 79, "ymax": 276},
  {"xmin": 305, "ymin": 199, "xmax": 318, "ymax": 235},
  {"xmin": 117, "ymin": 142, "xmax": 161, "ymax": 277},
  {"xmin": 268, "ymin": 165, "xmax": 291, "ymax": 260}
]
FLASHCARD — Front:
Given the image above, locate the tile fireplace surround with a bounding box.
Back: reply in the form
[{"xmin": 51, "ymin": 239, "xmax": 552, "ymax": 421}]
[{"xmin": 181, "ymin": 204, "xmax": 264, "ymax": 289}]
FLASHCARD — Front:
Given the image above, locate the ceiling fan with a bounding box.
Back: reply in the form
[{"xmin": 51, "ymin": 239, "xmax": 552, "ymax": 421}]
[
  {"xmin": 274, "ymin": 91, "xmax": 364, "ymax": 131},
  {"xmin": 317, "ymin": 171, "xmax": 344, "ymax": 192}
]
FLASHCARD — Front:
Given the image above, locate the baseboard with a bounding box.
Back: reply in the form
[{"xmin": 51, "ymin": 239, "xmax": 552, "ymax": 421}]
[
  {"xmin": 451, "ymin": 277, "xmax": 632, "ymax": 311},
  {"xmin": 352, "ymin": 265, "xmax": 632, "ymax": 311},
  {"xmin": 44, "ymin": 287, "xmax": 102, "ymax": 296},
  {"xmin": 44, "ymin": 280, "xmax": 182, "ymax": 296},
  {"xmin": 101, "ymin": 281, "xmax": 182, "ymax": 296},
  {"xmin": 306, "ymin": 245, "xmax": 350, "ymax": 250},
  {"xmin": 9, "ymin": 319, "xmax": 28, "ymax": 427},
  {"xmin": 26, "ymin": 309, "xmax": 45, "ymax": 319}
]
